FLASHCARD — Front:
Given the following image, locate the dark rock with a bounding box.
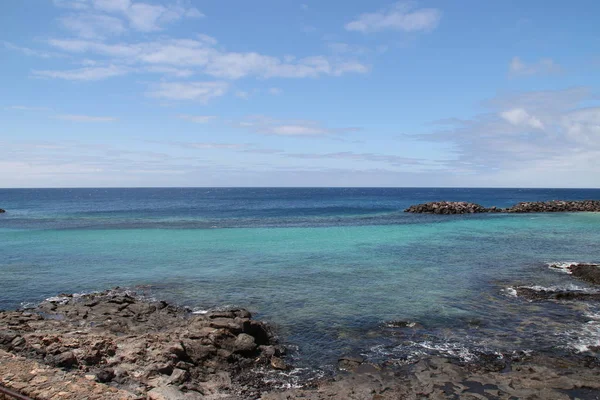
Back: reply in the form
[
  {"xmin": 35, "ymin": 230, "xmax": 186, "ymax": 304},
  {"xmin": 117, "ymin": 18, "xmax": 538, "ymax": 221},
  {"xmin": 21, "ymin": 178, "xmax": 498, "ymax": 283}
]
[
  {"xmin": 404, "ymin": 201, "xmax": 489, "ymax": 214},
  {"xmin": 338, "ymin": 355, "xmax": 365, "ymax": 371},
  {"xmin": 0, "ymin": 209, "xmax": 5, "ymax": 213},
  {"xmin": 49, "ymin": 351, "xmax": 78, "ymax": 368},
  {"xmin": 516, "ymin": 286, "xmax": 600, "ymax": 301},
  {"xmin": 96, "ymin": 368, "xmax": 115, "ymax": 383},
  {"xmin": 569, "ymin": 263, "xmax": 600, "ymax": 285},
  {"xmin": 405, "ymin": 199, "xmax": 600, "ymax": 214}
]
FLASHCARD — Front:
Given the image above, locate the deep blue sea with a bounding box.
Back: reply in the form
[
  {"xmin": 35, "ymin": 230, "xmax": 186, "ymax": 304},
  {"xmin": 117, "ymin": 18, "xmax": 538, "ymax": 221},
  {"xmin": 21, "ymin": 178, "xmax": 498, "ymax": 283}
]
[{"xmin": 1, "ymin": 188, "xmax": 600, "ymax": 372}]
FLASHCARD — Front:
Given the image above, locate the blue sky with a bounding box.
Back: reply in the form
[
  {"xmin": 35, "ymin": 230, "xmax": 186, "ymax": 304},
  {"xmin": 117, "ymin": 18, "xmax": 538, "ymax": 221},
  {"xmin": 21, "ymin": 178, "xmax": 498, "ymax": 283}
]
[{"xmin": 2, "ymin": 0, "xmax": 599, "ymax": 187}]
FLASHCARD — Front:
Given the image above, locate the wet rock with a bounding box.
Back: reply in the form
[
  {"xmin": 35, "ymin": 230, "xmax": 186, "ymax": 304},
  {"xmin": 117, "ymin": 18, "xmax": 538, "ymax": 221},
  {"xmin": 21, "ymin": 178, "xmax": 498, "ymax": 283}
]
[
  {"xmin": 569, "ymin": 263, "xmax": 600, "ymax": 285},
  {"xmin": 270, "ymin": 356, "xmax": 290, "ymax": 371},
  {"xmin": 385, "ymin": 320, "xmax": 422, "ymax": 329},
  {"xmin": 0, "ymin": 208, "xmax": 5, "ymax": 213},
  {"xmin": 515, "ymin": 287, "xmax": 600, "ymax": 301},
  {"xmin": 338, "ymin": 355, "xmax": 365, "ymax": 371}
]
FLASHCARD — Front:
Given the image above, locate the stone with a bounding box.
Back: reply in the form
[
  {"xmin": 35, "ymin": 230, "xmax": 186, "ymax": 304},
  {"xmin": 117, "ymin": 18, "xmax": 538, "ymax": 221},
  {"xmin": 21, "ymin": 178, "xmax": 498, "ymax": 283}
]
[
  {"xmin": 270, "ymin": 356, "xmax": 290, "ymax": 371},
  {"xmin": 48, "ymin": 351, "xmax": 78, "ymax": 368},
  {"xmin": 233, "ymin": 333, "xmax": 257, "ymax": 354},
  {"xmin": 0, "ymin": 209, "xmax": 5, "ymax": 213}
]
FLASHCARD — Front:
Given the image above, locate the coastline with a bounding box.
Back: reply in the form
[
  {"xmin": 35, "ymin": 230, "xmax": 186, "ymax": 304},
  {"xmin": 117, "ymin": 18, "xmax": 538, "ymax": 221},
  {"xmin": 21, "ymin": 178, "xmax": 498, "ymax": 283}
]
[{"xmin": 2, "ymin": 263, "xmax": 600, "ymax": 400}]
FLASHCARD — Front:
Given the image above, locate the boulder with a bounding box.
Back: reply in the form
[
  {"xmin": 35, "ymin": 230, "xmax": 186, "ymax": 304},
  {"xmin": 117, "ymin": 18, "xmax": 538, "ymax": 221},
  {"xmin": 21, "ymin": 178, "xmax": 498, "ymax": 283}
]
[{"xmin": 0, "ymin": 209, "xmax": 5, "ymax": 213}]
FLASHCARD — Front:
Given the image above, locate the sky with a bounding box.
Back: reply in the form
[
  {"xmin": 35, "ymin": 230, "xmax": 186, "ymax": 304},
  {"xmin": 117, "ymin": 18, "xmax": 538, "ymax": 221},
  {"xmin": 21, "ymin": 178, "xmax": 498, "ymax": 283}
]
[{"xmin": 1, "ymin": 0, "xmax": 600, "ymax": 188}]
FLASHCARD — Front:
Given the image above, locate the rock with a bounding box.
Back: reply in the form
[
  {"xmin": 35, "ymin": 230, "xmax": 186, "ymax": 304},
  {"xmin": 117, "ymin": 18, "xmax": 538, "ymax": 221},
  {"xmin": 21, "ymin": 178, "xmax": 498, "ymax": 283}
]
[
  {"xmin": 97, "ymin": 368, "xmax": 115, "ymax": 383},
  {"xmin": 404, "ymin": 201, "xmax": 489, "ymax": 214},
  {"xmin": 147, "ymin": 386, "xmax": 203, "ymax": 400},
  {"xmin": 0, "ymin": 289, "xmax": 283, "ymax": 399},
  {"xmin": 338, "ymin": 355, "xmax": 364, "ymax": 371},
  {"xmin": 515, "ymin": 287, "xmax": 600, "ymax": 301},
  {"xmin": 0, "ymin": 209, "xmax": 5, "ymax": 213},
  {"xmin": 48, "ymin": 351, "xmax": 78, "ymax": 368},
  {"xmin": 405, "ymin": 200, "xmax": 600, "ymax": 214},
  {"xmin": 270, "ymin": 356, "xmax": 290, "ymax": 371},
  {"xmin": 233, "ymin": 333, "xmax": 257, "ymax": 354},
  {"xmin": 168, "ymin": 368, "xmax": 189, "ymax": 385},
  {"xmin": 569, "ymin": 263, "xmax": 600, "ymax": 285}
]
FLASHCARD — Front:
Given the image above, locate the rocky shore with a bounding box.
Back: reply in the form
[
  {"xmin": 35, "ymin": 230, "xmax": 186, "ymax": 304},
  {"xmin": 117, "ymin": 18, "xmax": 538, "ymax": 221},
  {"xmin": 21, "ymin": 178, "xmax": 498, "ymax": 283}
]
[
  {"xmin": 405, "ymin": 200, "xmax": 600, "ymax": 214},
  {"xmin": 1, "ymin": 278, "xmax": 600, "ymax": 399},
  {"xmin": 0, "ymin": 289, "xmax": 287, "ymax": 399}
]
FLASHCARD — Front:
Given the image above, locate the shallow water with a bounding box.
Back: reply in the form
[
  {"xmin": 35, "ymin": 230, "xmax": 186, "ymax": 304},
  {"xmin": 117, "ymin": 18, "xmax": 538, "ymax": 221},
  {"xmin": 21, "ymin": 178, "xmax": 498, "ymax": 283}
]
[{"xmin": 1, "ymin": 188, "xmax": 599, "ymax": 370}]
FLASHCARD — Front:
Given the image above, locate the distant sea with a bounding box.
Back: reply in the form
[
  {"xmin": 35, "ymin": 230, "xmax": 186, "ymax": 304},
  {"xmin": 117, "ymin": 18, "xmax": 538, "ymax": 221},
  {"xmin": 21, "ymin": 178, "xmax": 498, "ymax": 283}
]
[{"xmin": 1, "ymin": 188, "xmax": 600, "ymax": 371}]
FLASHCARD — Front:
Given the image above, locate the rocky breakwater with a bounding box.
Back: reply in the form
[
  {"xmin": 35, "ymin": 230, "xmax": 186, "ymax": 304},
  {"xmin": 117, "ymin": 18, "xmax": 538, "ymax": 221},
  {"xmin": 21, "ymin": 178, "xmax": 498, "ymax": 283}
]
[
  {"xmin": 0, "ymin": 289, "xmax": 288, "ymax": 400},
  {"xmin": 404, "ymin": 201, "xmax": 490, "ymax": 214},
  {"xmin": 507, "ymin": 200, "xmax": 600, "ymax": 213},
  {"xmin": 405, "ymin": 200, "xmax": 600, "ymax": 214}
]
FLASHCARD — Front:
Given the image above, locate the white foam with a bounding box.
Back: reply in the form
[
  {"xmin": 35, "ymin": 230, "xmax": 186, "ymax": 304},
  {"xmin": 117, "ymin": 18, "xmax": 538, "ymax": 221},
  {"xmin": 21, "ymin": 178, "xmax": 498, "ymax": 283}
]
[
  {"xmin": 502, "ymin": 287, "xmax": 518, "ymax": 297},
  {"xmin": 520, "ymin": 284, "xmax": 597, "ymax": 293},
  {"xmin": 546, "ymin": 262, "xmax": 576, "ymax": 274},
  {"xmin": 192, "ymin": 309, "xmax": 209, "ymax": 315}
]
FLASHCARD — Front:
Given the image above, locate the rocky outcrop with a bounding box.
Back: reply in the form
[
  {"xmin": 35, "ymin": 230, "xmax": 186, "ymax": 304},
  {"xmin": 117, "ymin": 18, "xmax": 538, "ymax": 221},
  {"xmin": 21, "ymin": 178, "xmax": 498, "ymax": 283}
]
[
  {"xmin": 548, "ymin": 262, "xmax": 600, "ymax": 285},
  {"xmin": 514, "ymin": 287, "xmax": 600, "ymax": 301},
  {"xmin": 0, "ymin": 289, "xmax": 286, "ymax": 399},
  {"xmin": 0, "ymin": 209, "xmax": 5, "ymax": 213},
  {"xmin": 404, "ymin": 201, "xmax": 489, "ymax": 214},
  {"xmin": 507, "ymin": 200, "xmax": 600, "ymax": 213},
  {"xmin": 405, "ymin": 200, "xmax": 600, "ymax": 214}
]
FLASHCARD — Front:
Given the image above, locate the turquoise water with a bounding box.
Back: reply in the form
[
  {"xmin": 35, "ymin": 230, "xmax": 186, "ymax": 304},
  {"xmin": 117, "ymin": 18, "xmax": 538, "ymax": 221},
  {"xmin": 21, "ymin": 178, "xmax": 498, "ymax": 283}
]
[{"xmin": 1, "ymin": 188, "xmax": 600, "ymax": 369}]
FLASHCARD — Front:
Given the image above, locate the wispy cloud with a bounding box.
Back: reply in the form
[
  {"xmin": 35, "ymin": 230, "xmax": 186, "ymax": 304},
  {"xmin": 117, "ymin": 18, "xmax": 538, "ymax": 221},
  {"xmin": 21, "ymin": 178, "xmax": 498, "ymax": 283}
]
[
  {"xmin": 56, "ymin": 114, "xmax": 118, "ymax": 122},
  {"xmin": 346, "ymin": 2, "xmax": 441, "ymax": 34},
  {"xmin": 176, "ymin": 115, "xmax": 217, "ymax": 123},
  {"xmin": 5, "ymin": 106, "xmax": 52, "ymax": 111},
  {"xmin": 413, "ymin": 87, "xmax": 600, "ymax": 184},
  {"xmin": 45, "ymin": 38, "xmax": 370, "ymax": 80},
  {"xmin": 32, "ymin": 65, "xmax": 130, "ymax": 81},
  {"xmin": 147, "ymin": 81, "xmax": 229, "ymax": 102},
  {"xmin": 239, "ymin": 116, "xmax": 361, "ymax": 137},
  {"xmin": 3, "ymin": 41, "xmax": 61, "ymax": 58},
  {"xmin": 54, "ymin": 0, "xmax": 203, "ymax": 34},
  {"xmin": 59, "ymin": 13, "xmax": 126, "ymax": 38},
  {"xmin": 509, "ymin": 56, "xmax": 562, "ymax": 77}
]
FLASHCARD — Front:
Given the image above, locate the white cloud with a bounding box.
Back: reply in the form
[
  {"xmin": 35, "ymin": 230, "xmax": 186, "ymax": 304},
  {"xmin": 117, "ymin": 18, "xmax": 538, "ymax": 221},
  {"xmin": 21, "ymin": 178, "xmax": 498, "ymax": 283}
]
[
  {"xmin": 147, "ymin": 81, "xmax": 229, "ymax": 102},
  {"xmin": 235, "ymin": 91, "xmax": 250, "ymax": 99},
  {"xmin": 415, "ymin": 87, "xmax": 600, "ymax": 182},
  {"xmin": 46, "ymin": 38, "xmax": 369, "ymax": 80},
  {"xmin": 5, "ymin": 106, "xmax": 51, "ymax": 111},
  {"xmin": 56, "ymin": 0, "xmax": 202, "ymax": 35},
  {"xmin": 500, "ymin": 108, "xmax": 544, "ymax": 129},
  {"xmin": 509, "ymin": 56, "xmax": 562, "ymax": 76},
  {"xmin": 32, "ymin": 65, "xmax": 130, "ymax": 81},
  {"xmin": 176, "ymin": 115, "xmax": 217, "ymax": 123},
  {"xmin": 346, "ymin": 2, "xmax": 441, "ymax": 33},
  {"xmin": 268, "ymin": 87, "xmax": 283, "ymax": 95},
  {"xmin": 56, "ymin": 114, "xmax": 118, "ymax": 122},
  {"xmin": 3, "ymin": 41, "xmax": 61, "ymax": 58},
  {"xmin": 239, "ymin": 116, "xmax": 361, "ymax": 137},
  {"xmin": 59, "ymin": 13, "xmax": 126, "ymax": 38}
]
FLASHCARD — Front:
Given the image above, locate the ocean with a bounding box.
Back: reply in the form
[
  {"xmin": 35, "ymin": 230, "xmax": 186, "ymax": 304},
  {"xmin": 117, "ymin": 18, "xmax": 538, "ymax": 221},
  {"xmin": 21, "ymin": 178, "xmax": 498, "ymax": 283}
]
[{"xmin": 1, "ymin": 188, "xmax": 599, "ymax": 373}]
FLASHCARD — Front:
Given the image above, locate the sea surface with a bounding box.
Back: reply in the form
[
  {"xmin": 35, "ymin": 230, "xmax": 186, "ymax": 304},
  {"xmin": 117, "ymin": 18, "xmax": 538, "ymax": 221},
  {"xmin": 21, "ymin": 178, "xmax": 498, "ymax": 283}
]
[{"xmin": 1, "ymin": 188, "xmax": 600, "ymax": 373}]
